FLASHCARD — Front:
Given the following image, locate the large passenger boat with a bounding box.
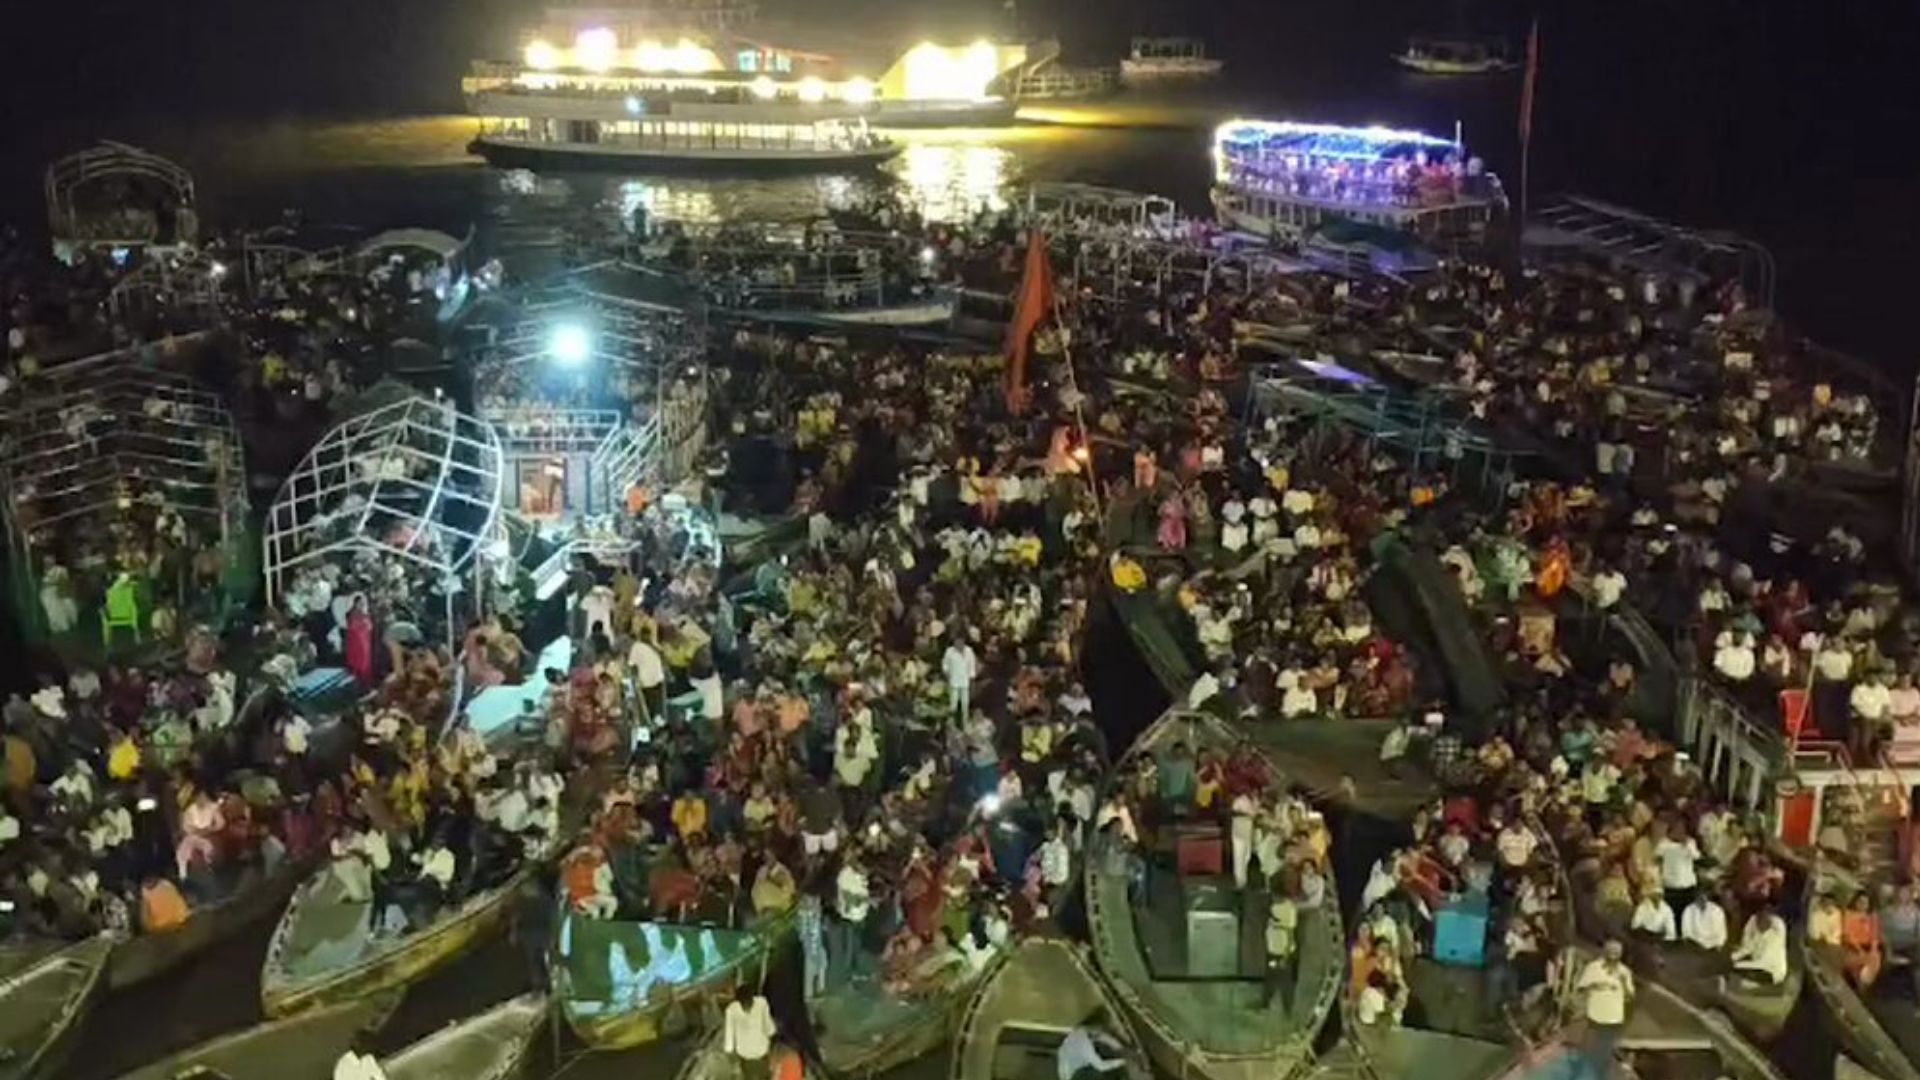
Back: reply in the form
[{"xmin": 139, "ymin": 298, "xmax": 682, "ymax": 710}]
[
  {"xmin": 465, "ymin": 14, "xmax": 897, "ymax": 172},
  {"xmin": 1210, "ymin": 119, "xmax": 1505, "ymax": 245}
]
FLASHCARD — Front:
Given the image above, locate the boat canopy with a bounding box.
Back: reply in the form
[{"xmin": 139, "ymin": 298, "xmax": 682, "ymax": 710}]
[
  {"xmin": 559, "ymin": 917, "xmax": 771, "ymax": 1016},
  {"xmin": 263, "ymin": 395, "xmax": 505, "ymax": 613},
  {"xmin": 1214, "ymin": 119, "xmax": 1460, "ymax": 165}
]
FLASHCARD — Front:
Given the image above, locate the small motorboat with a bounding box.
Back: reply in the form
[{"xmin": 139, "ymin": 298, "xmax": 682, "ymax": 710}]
[
  {"xmin": 950, "ymin": 936, "xmax": 1149, "ymax": 1080},
  {"xmin": 383, "ymin": 993, "xmax": 548, "ymax": 1080},
  {"xmin": 111, "ymin": 997, "xmax": 393, "ymax": 1080},
  {"xmin": 1393, "ymin": 36, "xmax": 1516, "ymax": 76},
  {"xmin": 0, "ymin": 936, "xmax": 113, "ymax": 1080}
]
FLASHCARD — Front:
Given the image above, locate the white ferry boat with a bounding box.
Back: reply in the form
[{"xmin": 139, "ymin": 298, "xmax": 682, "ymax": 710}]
[
  {"xmin": 1209, "ymin": 119, "xmax": 1505, "ymax": 244},
  {"xmin": 464, "ymin": 20, "xmax": 897, "ymax": 172},
  {"xmin": 1393, "ymin": 36, "xmax": 1516, "ymax": 76},
  {"xmin": 1118, "ymin": 37, "xmax": 1223, "ymax": 86}
]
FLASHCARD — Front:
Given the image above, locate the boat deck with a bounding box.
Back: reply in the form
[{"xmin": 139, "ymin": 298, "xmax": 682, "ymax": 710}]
[
  {"xmin": 814, "ymin": 977, "xmax": 950, "ymax": 1064},
  {"xmin": 1092, "ymin": 855, "xmax": 1338, "ymax": 1056},
  {"xmin": 1359, "ymin": 1026, "xmax": 1516, "ymax": 1080}
]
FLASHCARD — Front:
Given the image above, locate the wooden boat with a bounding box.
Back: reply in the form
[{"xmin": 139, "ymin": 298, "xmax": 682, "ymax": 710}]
[
  {"xmin": 812, "ymin": 938, "xmax": 989, "ymax": 1077},
  {"xmin": 112, "ymin": 997, "xmax": 393, "ymax": 1080},
  {"xmin": 949, "ymin": 936, "xmax": 1149, "ymax": 1080},
  {"xmin": 1800, "ymin": 863, "xmax": 1920, "ymax": 1080},
  {"xmin": 1565, "ymin": 843, "xmax": 1801, "ymax": 1049},
  {"xmin": 1342, "ymin": 817, "xmax": 1572, "ymax": 1080},
  {"xmin": 1540, "ymin": 943, "xmax": 1788, "ymax": 1080},
  {"xmin": 555, "ymin": 901, "xmax": 798, "ymax": 1049},
  {"xmin": 384, "ymin": 993, "xmax": 548, "ymax": 1080},
  {"xmin": 259, "ymin": 842, "xmax": 552, "ymax": 1017},
  {"xmin": 0, "ymin": 936, "xmax": 113, "ymax": 1080},
  {"xmin": 1083, "ymin": 708, "xmax": 1344, "ymax": 1080},
  {"xmin": 106, "ymin": 855, "xmax": 316, "ymax": 990}
]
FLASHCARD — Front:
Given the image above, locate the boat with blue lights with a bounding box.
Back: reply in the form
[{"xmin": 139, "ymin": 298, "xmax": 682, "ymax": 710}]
[{"xmin": 1209, "ymin": 120, "xmax": 1505, "ymax": 245}]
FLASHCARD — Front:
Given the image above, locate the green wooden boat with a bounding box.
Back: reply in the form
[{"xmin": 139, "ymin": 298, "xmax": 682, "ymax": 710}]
[
  {"xmin": 111, "ymin": 997, "xmax": 392, "ymax": 1080},
  {"xmin": 554, "ymin": 900, "xmax": 798, "ymax": 1049},
  {"xmin": 949, "ymin": 937, "xmax": 1149, "ymax": 1080},
  {"xmin": 1801, "ymin": 863, "xmax": 1920, "ymax": 1080},
  {"xmin": 811, "ymin": 937, "xmax": 996, "ymax": 1078},
  {"xmin": 0, "ymin": 936, "xmax": 113, "ymax": 1080},
  {"xmin": 259, "ymin": 841, "xmax": 554, "ymax": 1017},
  {"xmin": 384, "ymin": 993, "xmax": 548, "ymax": 1080},
  {"xmin": 1084, "ymin": 708, "xmax": 1344, "ymax": 1080}
]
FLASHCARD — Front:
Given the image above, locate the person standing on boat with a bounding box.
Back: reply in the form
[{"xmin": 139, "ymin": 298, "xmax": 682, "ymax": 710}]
[
  {"xmin": 332, "ymin": 1036, "xmax": 389, "ymax": 1080},
  {"xmin": 1574, "ymin": 939, "xmax": 1634, "ymax": 1080},
  {"xmin": 724, "ymin": 984, "xmax": 779, "ymax": 1080}
]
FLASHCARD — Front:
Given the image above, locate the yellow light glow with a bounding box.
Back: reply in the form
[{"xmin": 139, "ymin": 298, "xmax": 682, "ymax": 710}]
[
  {"xmin": 525, "ymin": 39, "xmax": 561, "ymax": 70},
  {"xmin": 750, "ymin": 76, "xmax": 778, "ymax": 100},
  {"xmin": 902, "ymin": 41, "xmax": 1001, "ymax": 102},
  {"xmin": 892, "ymin": 141, "xmax": 1011, "ymax": 221},
  {"xmin": 842, "ymin": 77, "xmax": 876, "ymax": 104},
  {"xmin": 798, "ymin": 77, "xmax": 827, "ymax": 104},
  {"xmin": 670, "ymin": 38, "xmax": 720, "ymax": 73},
  {"xmin": 575, "ymin": 28, "xmax": 618, "ymax": 72}
]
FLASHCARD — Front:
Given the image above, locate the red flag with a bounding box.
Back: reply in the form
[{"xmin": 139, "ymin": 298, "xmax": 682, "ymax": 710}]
[
  {"xmin": 1004, "ymin": 229, "xmax": 1054, "ymax": 415},
  {"xmin": 1518, "ymin": 17, "xmax": 1540, "ymax": 143}
]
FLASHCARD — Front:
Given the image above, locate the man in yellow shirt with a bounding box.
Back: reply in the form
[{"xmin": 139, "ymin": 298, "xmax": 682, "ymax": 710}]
[{"xmin": 107, "ymin": 731, "xmax": 142, "ymax": 781}]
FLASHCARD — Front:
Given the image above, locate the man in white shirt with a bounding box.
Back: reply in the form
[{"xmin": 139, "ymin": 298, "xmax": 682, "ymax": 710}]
[
  {"xmin": 1496, "ymin": 821, "xmax": 1537, "ymax": 869},
  {"xmin": 1590, "ymin": 566, "xmax": 1627, "ymax": 610},
  {"xmin": 628, "ymin": 636, "xmax": 667, "ymax": 719},
  {"xmin": 1576, "ymin": 940, "xmax": 1634, "ymax": 1077},
  {"xmin": 1631, "ymin": 892, "xmax": 1677, "ymax": 941},
  {"xmin": 1731, "ymin": 910, "xmax": 1789, "ymax": 985},
  {"xmin": 1713, "ymin": 632, "xmax": 1756, "ymax": 683},
  {"xmin": 1681, "ymin": 893, "xmax": 1729, "ymax": 951},
  {"xmin": 943, "ymin": 637, "xmax": 978, "ymax": 720},
  {"xmin": 1653, "ymin": 825, "xmax": 1700, "ymax": 914},
  {"xmin": 722, "ymin": 988, "xmax": 778, "ymax": 1079},
  {"xmin": 333, "ymin": 1039, "xmax": 389, "ymax": 1080},
  {"xmin": 1039, "ymin": 823, "xmax": 1074, "ymax": 891}
]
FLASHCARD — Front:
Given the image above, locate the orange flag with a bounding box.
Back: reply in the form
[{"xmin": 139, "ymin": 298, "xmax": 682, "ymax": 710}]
[{"xmin": 1004, "ymin": 229, "xmax": 1054, "ymax": 415}]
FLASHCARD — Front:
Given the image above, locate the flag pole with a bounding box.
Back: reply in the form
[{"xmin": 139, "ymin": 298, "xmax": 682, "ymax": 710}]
[{"xmin": 1518, "ymin": 16, "xmax": 1540, "ymax": 246}]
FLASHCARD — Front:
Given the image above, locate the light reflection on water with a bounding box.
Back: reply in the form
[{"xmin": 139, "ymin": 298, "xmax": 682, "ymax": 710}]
[{"xmin": 129, "ymin": 112, "xmax": 1186, "ymax": 238}]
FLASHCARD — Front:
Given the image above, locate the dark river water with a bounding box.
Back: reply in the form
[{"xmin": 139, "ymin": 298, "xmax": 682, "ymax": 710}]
[{"xmin": 7, "ymin": 0, "xmax": 1913, "ymax": 1074}]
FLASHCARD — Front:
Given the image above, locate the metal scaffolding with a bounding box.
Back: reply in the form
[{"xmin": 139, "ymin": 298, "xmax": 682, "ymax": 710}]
[
  {"xmin": 0, "ymin": 356, "xmax": 248, "ymax": 640},
  {"xmin": 263, "ymin": 396, "xmax": 505, "ymax": 615}
]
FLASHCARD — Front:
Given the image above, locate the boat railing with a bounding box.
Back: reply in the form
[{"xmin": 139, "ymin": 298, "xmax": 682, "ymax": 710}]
[{"xmin": 1010, "ymin": 66, "xmax": 1116, "ymax": 100}]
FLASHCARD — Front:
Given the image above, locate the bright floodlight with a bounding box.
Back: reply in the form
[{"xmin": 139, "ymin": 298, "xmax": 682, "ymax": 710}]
[
  {"xmin": 549, "ymin": 323, "xmax": 593, "ymax": 366},
  {"xmin": 842, "ymin": 77, "xmax": 876, "ymax": 104},
  {"xmin": 525, "ymin": 39, "xmax": 561, "ymax": 70},
  {"xmin": 576, "ymin": 27, "xmax": 619, "ymax": 72},
  {"xmin": 750, "ymin": 76, "xmax": 778, "ymax": 100},
  {"xmin": 798, "ymin": 76, "xmax": 827, "ymax": 104}
]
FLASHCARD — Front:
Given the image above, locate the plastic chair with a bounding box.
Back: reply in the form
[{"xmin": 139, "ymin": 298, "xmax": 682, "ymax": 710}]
[{"xmin": 101, "ymin": 576, "xmax": 143, "ymax": 646}]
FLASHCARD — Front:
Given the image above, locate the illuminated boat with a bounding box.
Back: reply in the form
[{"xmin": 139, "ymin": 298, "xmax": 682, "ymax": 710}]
[
  {"xmin": 1393, "ymin": 36, "xmax": 1516, "ymax": 76},
  {"xmin": 1210, "ymin": 120, "xmax": 1505, "ymax": 245},
  {"xmin": 1118, "ymin": 37, "xmax": 1224, "ymax": 86},
  {"xmin": 553, "ymin": 895, "xmax": 798, "ymax": 1049},
  {"xmin": 0, "ymin": 937, "xmax": 113, "ymax": 1080},
  {"xmin": 465, "ymin": 21, "xmax": 897, "ymax": 172},
  {"xmin": 951, "ymin": 937, "xmax": 1150, "ymax": 1080},
  {"xmin": 1084, "ymin": 707, "xmax": 1344, "ymax": 1080}
]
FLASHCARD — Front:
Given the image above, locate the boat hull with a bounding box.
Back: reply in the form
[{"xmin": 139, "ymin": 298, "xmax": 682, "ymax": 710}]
[
  {"xmin": 107, "ymin": 857, "xmax": 314, "ymax": 990},
  {"xmin": 1118, "ymin": 60, "xmax": 1225, "ymax": 86},
  {"xmin": 113, "ymin": 998, "xmax": 393, "ymax": 1080},
  {"xmin": 469, "ymin": 137, "xmax": 901, "ymax": 176},
  {"xmin": 384, "ymin": 993, "xmax": 548, "ymax": 1080},
  {"xmin": 260, "ymin": 862, "xmax": 535, "ymax": 1018},
  {"xmin": 1, "ymin": 937, "xmax": 114, "ymax": 1080},
  {"xmin": 951, "ymin": 938, "xmax": 1148, "ymax": 1080},
  {"xmin": 1393, "ymin": 55, "xmax": 1515, "ymax": 75}
]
